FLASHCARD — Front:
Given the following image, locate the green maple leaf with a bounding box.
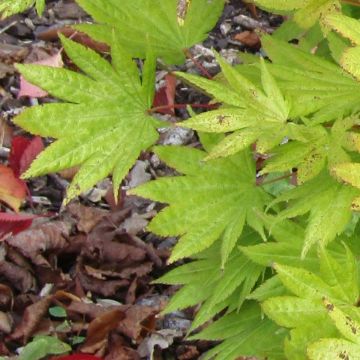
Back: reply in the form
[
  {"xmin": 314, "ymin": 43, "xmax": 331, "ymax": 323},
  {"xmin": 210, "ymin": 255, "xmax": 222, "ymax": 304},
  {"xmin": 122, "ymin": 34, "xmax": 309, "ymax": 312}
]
[
  {"xmin": 195, "ymin": 302, "xmax": 286, "ymax": 360},
  {"xmin": 75, "ymin": 0, "xmax": 225, "ymax": 64},
  {"xmin": 176, "ymin": 55, "xmax": 292, "ymax": 159},
  {"xmin": 236, "ymin": 35, "xmax": 360, "ymax": 123},
  {"xmin": 157, "ymin": 229, "xmax": 263, "ymax": 330},
  {"xmin": 262, "ymin": 247, "xmax": 360, "ymax": 359},
  {"xmin": 252, "ymin": 0, "xmax": 340, "ymax": 29},
  {"xmin": 324, "ymin": 13, "xmax": 360, "ymax": 81},
  {"xmin": 129, "ymin": 145, "xmax": 270, "ymax": 265},
  {"xmin": 261, "ymin": 116, "xmax": 360, "ymax": 184},
  {"xmin": 269, "ymin": 171, "xmax": 360, "ymax": 257},
  {"xmin": 0, "ymin": 0, "xmax": 45, "ymax": 18},
  {"xmin": 14, "ymin": 35, "xmax": 160, "ymax": 204}
]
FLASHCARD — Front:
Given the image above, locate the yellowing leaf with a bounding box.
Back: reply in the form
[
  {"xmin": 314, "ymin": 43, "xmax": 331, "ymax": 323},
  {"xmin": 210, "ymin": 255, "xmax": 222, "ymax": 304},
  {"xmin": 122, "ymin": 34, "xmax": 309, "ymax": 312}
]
[
  {"xmin": 253, "ymin": 0, "xmax": 340, "ymax": 29},
  {"xmin": 332, "ymin": 163, "xmax": 360, "ymax": 189},
  {"xmin": 14, "ymin": 35, "xmax": 160, "ymax": 204}
]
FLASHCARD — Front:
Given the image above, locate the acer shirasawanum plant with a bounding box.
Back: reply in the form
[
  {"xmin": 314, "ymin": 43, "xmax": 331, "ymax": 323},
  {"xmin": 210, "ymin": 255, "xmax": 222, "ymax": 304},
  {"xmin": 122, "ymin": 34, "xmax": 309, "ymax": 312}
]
[{"xmin": 5, "ymin": 0, "xmax": 360, "ymax": 358}]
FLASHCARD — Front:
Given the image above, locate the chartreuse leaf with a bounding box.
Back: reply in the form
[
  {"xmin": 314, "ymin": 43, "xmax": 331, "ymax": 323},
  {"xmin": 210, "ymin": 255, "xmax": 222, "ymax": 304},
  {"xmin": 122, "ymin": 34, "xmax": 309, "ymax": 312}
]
[
  {"xmin": 14, "ymin": 35, "xmax": 160, "ymax": 204},
  {"xmin": 324, "ymin": 13, "xmax": 360, "ymax": 81},
  {"xmin": 156, "ymin": 229, "xmax": 264, "ymax": 330},
  {"xmin": 252, "ymin": 0, "xmax": 340, "ymax": 29},
  {"xmin": 307, "ymin": 301, "xmax": 360, "ymax": 359},
  {"xmin": 262, "ymin": 116, "xmax": 360, "ymax": 183},
  {"xmin": 75, "ymin": 0, "xmax": 225, "ymax": 64},
  {"xmin": 192, "ymin": 302, "xmax": 286, "ymax": 360},
  {"xmin": 255, "ymin": 35, "xmax": 360, "ymax": 123},
  {"xmin": 269, "ymin": 171, "xmax": 359, "ymax": 256},
  {"xmin": 262, "ymin": 247, "xmax": 360, "ymax": 359},
  {"xmin": 176, "ymin": 55, "xmax": 291, "ymax": 159},
  {"xmin": 130, "ymin": 145, "xmax": 270, "ymax": 265},
  {"xmin": 0, "ymin": 0, "xmax": 45, "ymax": 18},
  {"xmin": 19, "ymin": 335, "xmax": 70, "ymax": 360}
]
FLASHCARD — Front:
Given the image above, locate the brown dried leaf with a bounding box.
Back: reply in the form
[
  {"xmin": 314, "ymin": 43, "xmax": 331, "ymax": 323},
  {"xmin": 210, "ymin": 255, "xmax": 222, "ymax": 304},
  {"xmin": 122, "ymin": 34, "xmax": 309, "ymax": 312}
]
[
  {"xmin": 0, "ymin": 260, "xmax": 36, "ymax": 293},
  {"xmin": 81, "ymin": 308, "xmax": 125, "ymax": 354},
  {"xmin": 0, "ymin": 311, "xmax": 13, "ymax": 334},
  {"xmin": 67, "ymin": 203, "xmax": 108, "ymax": 234},
  {"xmin": 6, "ymin": 221, "xmax": 70, "ymax": 267},
  {"xmin": 233, "ymin": 30, "xmax": 260, "ymax": 48},
  {"xmin": 118, "ymin": 305, "xmax": 158, "ymax": 342},
  {"xmin": 0, "ymin": 284, "xmax": 13, "ymax": 309},
  {"xmin": 9, "ymin": 295, "xmax": 52, "ymax": 342},
  {"xmin": 77, "ymin": 264, "xmax": 129, "ymax": 297},
  {"xmin": 105, "ymin": 334, "xmax": 140, "ymax": 360}
]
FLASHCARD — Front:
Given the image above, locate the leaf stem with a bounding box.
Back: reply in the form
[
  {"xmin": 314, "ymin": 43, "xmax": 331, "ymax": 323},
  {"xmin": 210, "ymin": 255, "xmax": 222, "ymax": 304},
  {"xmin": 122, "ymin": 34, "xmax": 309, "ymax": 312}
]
[
  {"xmin": 148, "ymin": 103, "xmax": 219, "ymax": 114},
  {"xmin": 183, "ymin": 48, "xmax": 213, "ymax": 79},
  {"xmin": 258, "ymin": 173, "xmax": 293, "ymax": 186}
]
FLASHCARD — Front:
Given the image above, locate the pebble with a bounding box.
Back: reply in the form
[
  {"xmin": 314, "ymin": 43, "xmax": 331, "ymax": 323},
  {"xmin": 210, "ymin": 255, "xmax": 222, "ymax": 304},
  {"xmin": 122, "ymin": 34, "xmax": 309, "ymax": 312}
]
[
  {"xmin": 234, "ymin": 14, "xmax": 268, "ymax": 30},
  {"xmin": 160, "ymin": 127, "xmax": 194, "ymax": 146},
  {"xmin": 220, "ymin": 22, "xmax": 231, "ymax": 36}
]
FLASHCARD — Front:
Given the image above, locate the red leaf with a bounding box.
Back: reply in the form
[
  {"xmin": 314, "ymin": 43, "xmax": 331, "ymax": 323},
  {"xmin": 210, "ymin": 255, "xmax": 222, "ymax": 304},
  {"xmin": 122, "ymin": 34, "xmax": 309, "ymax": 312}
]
[
  {"xmin": 52, "ymin": 355, "xmax": 103, "ymax": 360},
  {"xmin": 9, "ymin": 136, "xmax": 44, "ymax": 177},
  {"xmin": 0, "ymin": 212, "xmax": 35, "ymax": 239},
  {"xmin": 0, "ymin": 165, "xmax": 27, "ymax": 212},
  {"xmin": 152, "ymin": 74, "xmax": 176, "ymax": 114}
]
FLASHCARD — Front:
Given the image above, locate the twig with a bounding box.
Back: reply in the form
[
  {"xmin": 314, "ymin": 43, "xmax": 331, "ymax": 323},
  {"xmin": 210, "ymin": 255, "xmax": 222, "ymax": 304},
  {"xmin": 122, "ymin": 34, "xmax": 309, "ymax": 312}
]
[
  {"xmin": 183, "ymin": 48, "xmax": 213, "ymax": 79},
  {"xmin": 148, "ymin": 103, "xmax": 219, "ymax": 114},
  {"xmin": 258, "ymin": 173, "xmax": 293, "ymax": 187}
]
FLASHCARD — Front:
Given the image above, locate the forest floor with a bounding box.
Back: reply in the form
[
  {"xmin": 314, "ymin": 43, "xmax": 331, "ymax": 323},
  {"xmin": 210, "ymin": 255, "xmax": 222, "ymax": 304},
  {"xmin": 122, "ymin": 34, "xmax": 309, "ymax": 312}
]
[{"xmin": 0, "ymin": 1, "xmax": 281, "ymax": 359}]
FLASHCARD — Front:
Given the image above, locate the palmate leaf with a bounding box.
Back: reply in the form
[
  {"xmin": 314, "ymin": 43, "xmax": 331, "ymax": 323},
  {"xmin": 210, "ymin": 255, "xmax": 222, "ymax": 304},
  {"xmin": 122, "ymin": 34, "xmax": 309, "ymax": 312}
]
[
  {"xmin": 14, "ymin": 35, "xmax": 160, "ymax": 204},
  {"xmin": 269, "ymin": 171, "xmax": 360, "ymax": 256},
  {"xmin": 236, "ymin": 36, "xmax": 360, "ymax": 123},
  {"xmin": 177, "ymin": 55, "xmax": 291, "ymax": 159},
  {"xmin": 262, "ymin": 247, "xmax": 360, "ymax": 359},
  {"xmin": 129, "ymin": 145, "xmax": 270, "ymax": 265},
  {"xmin": 157, "ymin": 229, "xmax": 263, "ymax": 330},
  {"xmin": 252, "ymin": 0, "xmax": 340, "ymax": 29},
  {"xmin": 261, "ymin": 116, "xmax": 360, "ymax": 184},
  {"xmin": 193, "ymin": 302, "xmax": 286, "ymax": 360},
  {"xmin": 75, "ymin": 0, "xmax": 225, "ymax": 64},
  {"xmin": 0, "ymin": 0, "xmax": 45, "ymax": 18}
]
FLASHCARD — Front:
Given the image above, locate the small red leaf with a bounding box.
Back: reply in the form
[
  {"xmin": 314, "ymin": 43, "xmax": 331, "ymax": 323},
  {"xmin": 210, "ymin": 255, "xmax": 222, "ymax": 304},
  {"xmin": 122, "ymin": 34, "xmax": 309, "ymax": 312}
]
[
  {"xmin": 10, "ymin": 136, "xmax": 44, "ymax": 177},
  {"xmin": 52, "ymin": 355, "xmax": 103, "ymax": 360},
  {"xmin": 153, "ymin": 74, "xmax": 176, "ymax": 114},
  {"xmin": 0, "ymin": 212, "xmax": 35, "ymax": 239}
]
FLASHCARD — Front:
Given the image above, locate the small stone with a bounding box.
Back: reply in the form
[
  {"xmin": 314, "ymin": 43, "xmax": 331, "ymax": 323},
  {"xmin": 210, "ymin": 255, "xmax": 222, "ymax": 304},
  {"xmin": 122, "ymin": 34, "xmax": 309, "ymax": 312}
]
[
  {"xmin": 160, "ymin": 127, "xmax": 194, "ymax": 146},
  {"xmin": 220, "ymin": 22, "xmax": 231, "ymax": 36},
  {"xmin": 128, "ymin": 160, "xmax": 151, "ymax": 188}
]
